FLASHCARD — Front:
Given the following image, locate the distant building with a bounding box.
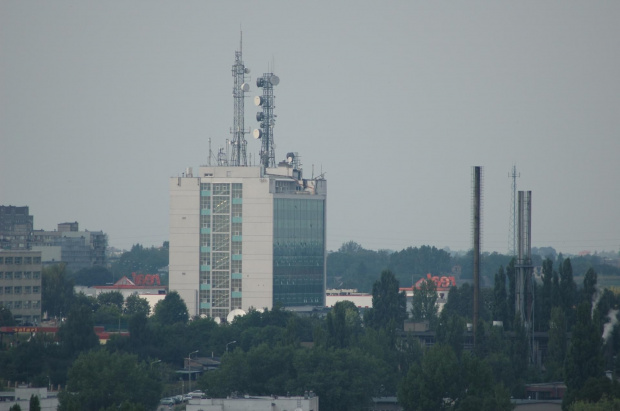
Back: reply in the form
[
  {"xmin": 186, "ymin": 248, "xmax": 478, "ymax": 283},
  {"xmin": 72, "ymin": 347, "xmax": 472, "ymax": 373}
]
[
  {"xmin": 400, "ymin": 274, "xmax": 457, "ymax": 314},
  {"xmin": 325, "ymin": 289, "xmax": 373, "ymax": 309},
  {"xmin": 170, "ymin": 164, "xmax": 327, "ymax": 320},
  {"xmin": 185, "ymin": 395, "xmax": 319, "ymax": 411},
  {"xmin": 75, "ymin": 275, "xmax": 167, "ymax": 315},
  {"xmin": 0, "ymin": 206, "xmax": 107, "ymax": 271},
  {"xmin": 0, "ymin": 250, "xmax": 42, "ymax": 325},
  {"xmin": 0, "ymin": 206, "xmax": 33, "ymax": 250},
  {"xmin": 31, "ymin": 222, "xmax": 107, "ymax": 271}
]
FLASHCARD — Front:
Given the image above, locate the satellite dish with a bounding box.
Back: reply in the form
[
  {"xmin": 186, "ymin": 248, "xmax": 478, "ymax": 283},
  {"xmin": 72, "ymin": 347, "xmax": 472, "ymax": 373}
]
[
  {"xmin": 256, "ymin": 78, "xmax": 264, "ymax": 87},
  {"xmin": 227, "ymin": 309, "xmax": 246, "ymax": 323},
  {"xmin": 241, "ymin": 83, "xmax": 250, "ymax": 92},
  {"xmin": 253, "ymin": 129, "xmax": 262, "ymax": 139},
  {"xmin": 256, "ymin": 112, "xmax": 264, "ymax": 121},
  {"xmin": 270, "ymin": 75, "xmax": 280, "ymax": 86},
  {"xmin": 244, "ymin": 67, "xmax": 251, "ymax": 74},
  {"xmin": 214, "ymin": 317, "xmax": 221, "ymax": 325},
  {"xmin": 254, "ymin": 96, "xmax": 263, "ymax": 106}
]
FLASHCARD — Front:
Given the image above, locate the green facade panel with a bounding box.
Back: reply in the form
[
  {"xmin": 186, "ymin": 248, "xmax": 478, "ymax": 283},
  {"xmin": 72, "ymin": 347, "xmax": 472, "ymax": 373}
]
[{"xmin": 273, "ymin": 198, "xmax": 325, "ymax": 307}]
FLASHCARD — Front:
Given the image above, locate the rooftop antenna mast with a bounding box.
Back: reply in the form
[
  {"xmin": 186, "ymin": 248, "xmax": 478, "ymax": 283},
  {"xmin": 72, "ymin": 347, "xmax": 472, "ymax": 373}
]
[
  {"xmin": 230, "ymin": 31, "xmax": 251, "ymax": 166},
  {"xmin": 253, "ymin": 70, "xmax": 279, "ymax": 169}
]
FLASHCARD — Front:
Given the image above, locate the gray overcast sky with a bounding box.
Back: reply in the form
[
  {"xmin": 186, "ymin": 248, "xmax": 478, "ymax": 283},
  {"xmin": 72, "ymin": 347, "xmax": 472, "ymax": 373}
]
[{"xmin": 1, "ymin": 1, "xmax": 619, "ymax": 255}]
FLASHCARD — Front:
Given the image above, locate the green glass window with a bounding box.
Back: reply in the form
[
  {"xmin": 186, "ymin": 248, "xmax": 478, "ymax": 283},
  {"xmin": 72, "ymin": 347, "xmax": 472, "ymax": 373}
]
[{"xmin": 272, "ymin": 198, "xmax": 325, "ymax": 307}]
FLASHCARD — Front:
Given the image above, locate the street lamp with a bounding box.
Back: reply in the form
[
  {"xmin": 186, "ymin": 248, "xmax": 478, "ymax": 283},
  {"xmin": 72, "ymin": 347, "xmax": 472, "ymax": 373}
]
[
  {"xmin": 188, "ymin": 350, "xmax": 199, "ymax": 393},
  {"xmin": 226, "ymin": 340, "xmax": 237, "ymax": 353}
]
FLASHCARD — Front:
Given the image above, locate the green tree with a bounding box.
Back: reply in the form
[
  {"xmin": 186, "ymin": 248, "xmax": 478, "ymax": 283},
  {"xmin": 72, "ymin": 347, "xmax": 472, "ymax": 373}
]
[
  {"xmin": 42, "ymin": 264, "xmax": 75, "ymax": 318},
  {"xmin": 511, "ymin": 315, "xmax": 529, "ymax": 386},
  {"xmin": 97, "ymin": 291, "xmax": 124, "ymax": 311},
  {"xmin": 436, "ymin": 311, "xmax": 466, "ymax": 357},
  {"xmin": 570, "ymin": 396, "xmax": 620, "ymax": 410},
  {"xmin": 0, "ymin": 305, "xmax": 15, "ymax": 326},
  {"xmin": 546, "ymin": 306, "xmax": 567, "ymax": 381},
  {"xmin": 9, "ymin": 405, "xmax": 21, "ymax": 411},
  {"xmin": 410, "ymin": 279, "xmax": 438, "ymax": 327},
  {"xmin": 153, "ymin": 291, "xmax": 189, "ymax": 325},
  {"xmin": 399, "ymin": 344, "xmax": 461, "ymax": 411},
  {"xmin": 58, "ymin": 301, "xmax": 99, "ymax": 356},
  {"xmin": 388, "ymin": 245, "xmax": 452, "ymax": 286},
  {"xmin": 564, "ymin": 302, "xmax": 604, "ymax": 408},
  {"xmin": 364, "ymin": 270, "xmax": 407, "ymax": 332},
  {"xmin": 69, "ymin": 266, "xmax": 113, "ymax": 287},
  {"xmin": 492, "ymin": 266, "xmax": 509, "ymax": 327},
  {"xmin": 583, "ymin": 268, "xmax": 598, "ymax": 305},
  {"xmin": 111, "ymin": 243, "xmax": 169, "ymax": 280},
  {"xmin": 58, "ymin": 349, "xmax": 161, "ymax": 411},
  {"xmin": 29, "ymin": 394, "xmax": 41, "ymax": 411},
  {"xmin": 540, "ymin": 258, "xmax": 554, "ymax": 331},
  {"xmin": 552, "ymin": 270, "xmax": 562, "ymax": 310},
  {"xmin": 326, "ymin": 301, "xmax": 361, "ymax": 348},
  {"xmin": 124, "ymin": 294, "xmax": 150, "ymax": 317},
  {"xmin": 506, "ymin": 259, "xmax": 516, "ymax": 329},
  {"xmin": 560, "ymin": 258, "xmax": 577, "ymax": 326}
]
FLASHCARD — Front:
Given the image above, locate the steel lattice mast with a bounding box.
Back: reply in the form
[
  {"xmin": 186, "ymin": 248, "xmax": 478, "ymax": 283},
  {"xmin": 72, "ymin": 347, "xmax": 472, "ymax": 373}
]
[
  {"xmin": 230, "ymin": 33, "xmax": 250, "ymax": 166},
  {"xmin": 254, "ymin": 72, "xmax": 279, "ymax": 169}
]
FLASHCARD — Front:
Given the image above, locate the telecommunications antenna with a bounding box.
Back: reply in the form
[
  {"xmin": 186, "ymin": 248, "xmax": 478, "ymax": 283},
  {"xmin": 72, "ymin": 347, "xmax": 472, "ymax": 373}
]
[
  {"xmin": 227, "ymin": 309, "xmax": 246, "ymax": 323},
  {"xmin": 254, "ymin": 70, "xmax": 279, "ymax": 168},
  {"xmin": 229, "ymin": 31, "xmax": 250, "ymax": 166}
]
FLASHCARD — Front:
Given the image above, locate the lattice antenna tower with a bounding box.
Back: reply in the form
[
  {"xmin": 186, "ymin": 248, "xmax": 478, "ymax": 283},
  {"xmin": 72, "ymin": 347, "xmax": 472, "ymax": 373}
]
[
  {"xmin": 508, "ymin": 165, "xmax": 520, "ymax": 256},
  {"xmin": 230, "ymin": 32, "xmax": 251, "ymax": 166},
  {"xmin": 253, "ymin": 71, "xmax": 279, "ymax": 169}
]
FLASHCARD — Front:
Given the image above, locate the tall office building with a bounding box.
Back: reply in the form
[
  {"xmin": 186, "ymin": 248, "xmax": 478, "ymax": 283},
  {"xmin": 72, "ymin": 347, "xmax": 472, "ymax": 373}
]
[
  {"xmin": 0, "ymin": 250, "xmax": 43, "ymax": 325},
  {"xmin": 0, "ymin": 206, "xmax": 33, "ymax": 250},
  {"xmin": 169, "ymin": 162, "xmax": 326, "ymax": 319},
  {"xmin": 169, "ymin": 42, "xmax": 327, "ymax": 320}
]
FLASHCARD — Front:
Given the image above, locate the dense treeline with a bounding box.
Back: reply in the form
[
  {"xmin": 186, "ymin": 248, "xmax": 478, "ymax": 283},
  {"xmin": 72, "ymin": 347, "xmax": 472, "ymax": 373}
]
[
  {"xmin": 327, "ymin": 241, "xmax": 620, "ymax": 292},
  {"xmin": 66, "ymin": 243, "xmax": 169, "ymax": 288},
  {"xmin": 2, "ymin": 243, "xmax": 620, "ymax": 410}
]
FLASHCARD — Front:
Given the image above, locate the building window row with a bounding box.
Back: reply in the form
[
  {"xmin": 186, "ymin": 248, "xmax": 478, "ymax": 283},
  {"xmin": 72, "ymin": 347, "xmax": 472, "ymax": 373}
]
[
  {"xmin": 3, "ymin": 271, "xmax": 44, "ymax": 280},
  {"xmin": 0, "ymin": 300, "xmax": 41, "ymax": 310},
  {"xmin": 2, "ymin": 286, "xmax": 40, "ymax": 294},
  {"xmin": 0, "ymin": 256, "xmax": 41, "ymax": 265}
]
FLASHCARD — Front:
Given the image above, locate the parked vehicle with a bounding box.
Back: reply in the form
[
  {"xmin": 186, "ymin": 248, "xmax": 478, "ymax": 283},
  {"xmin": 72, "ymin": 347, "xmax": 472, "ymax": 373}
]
[
  {"xmin": 189, "ymin": 390, "xmax": 206, "ymax": 399},
  {"xmin": 160, "ymin": 397, "xmax": 175, "ymax": 406}
]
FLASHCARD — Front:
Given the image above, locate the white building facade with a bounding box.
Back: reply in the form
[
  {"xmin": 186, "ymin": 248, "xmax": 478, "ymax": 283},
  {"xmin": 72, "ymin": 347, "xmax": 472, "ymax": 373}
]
[{"xmin": 170, "ymin": 164, "xmax": 326, "ymax": 320}]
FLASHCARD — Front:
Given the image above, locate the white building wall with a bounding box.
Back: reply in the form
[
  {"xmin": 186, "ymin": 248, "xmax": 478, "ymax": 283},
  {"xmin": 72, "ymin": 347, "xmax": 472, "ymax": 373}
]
[
  {"xmin": 239, "ymin": 172, "xmax": 273, "ymax": 312},
  {"xmin": 186, "ymin": 396, "xmax": 319, "ymax": 411},
  {"xmin": 169, "ymin": 176, "xmax": 201, "ymax": 317},
  {"xmin": 170, "ymin": 165, "xmax": 326, "ymax": 318}
]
